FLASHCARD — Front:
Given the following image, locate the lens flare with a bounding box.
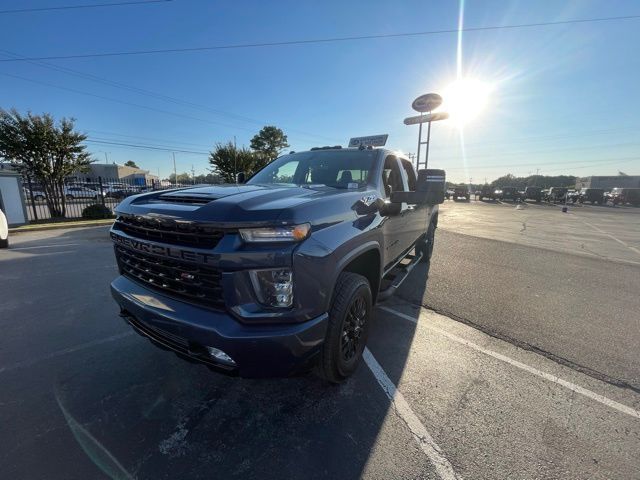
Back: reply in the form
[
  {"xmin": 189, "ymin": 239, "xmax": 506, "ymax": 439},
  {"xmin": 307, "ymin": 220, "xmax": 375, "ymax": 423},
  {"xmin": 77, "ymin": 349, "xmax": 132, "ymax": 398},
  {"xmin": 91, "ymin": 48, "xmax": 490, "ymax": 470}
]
[{"xmin": 442, "ymin": 78, "xmax": 492, "ymax": 126}]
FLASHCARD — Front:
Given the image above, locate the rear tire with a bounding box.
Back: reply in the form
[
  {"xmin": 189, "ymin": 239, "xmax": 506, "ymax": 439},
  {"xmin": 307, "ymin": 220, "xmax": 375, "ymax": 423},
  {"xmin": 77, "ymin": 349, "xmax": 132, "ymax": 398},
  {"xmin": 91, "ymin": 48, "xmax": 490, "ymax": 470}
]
[
  {"xmin": 416, "ymin": 223, "xmax": 436, "ymax": 264},
  {"xmin": 0, "ymin": 237, "xmax": 7, "ymax": 249},
  {"xmin": 317, "ymin": 272, "xmax": 372, "ymax": 383}
]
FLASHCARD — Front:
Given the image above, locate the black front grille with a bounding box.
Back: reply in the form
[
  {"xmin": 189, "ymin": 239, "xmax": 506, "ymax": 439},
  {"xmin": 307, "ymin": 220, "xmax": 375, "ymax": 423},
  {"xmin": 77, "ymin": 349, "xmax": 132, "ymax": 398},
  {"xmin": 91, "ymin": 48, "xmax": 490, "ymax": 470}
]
[
  {"xmin": 114, "ymin": 215, "xmax": 225, "ymax": 249},
  {"xmin": 115, "ymin": 245, "xmax": 224, "ymax": 309}
]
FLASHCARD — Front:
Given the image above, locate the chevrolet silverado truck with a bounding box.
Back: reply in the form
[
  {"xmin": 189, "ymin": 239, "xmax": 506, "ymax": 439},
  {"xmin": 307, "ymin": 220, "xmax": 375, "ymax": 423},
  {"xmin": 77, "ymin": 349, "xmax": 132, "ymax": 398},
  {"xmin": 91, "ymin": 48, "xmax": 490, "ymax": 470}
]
[{"xmin": 110, "ymin": 146, "xmax": 445, "ymax": 382}]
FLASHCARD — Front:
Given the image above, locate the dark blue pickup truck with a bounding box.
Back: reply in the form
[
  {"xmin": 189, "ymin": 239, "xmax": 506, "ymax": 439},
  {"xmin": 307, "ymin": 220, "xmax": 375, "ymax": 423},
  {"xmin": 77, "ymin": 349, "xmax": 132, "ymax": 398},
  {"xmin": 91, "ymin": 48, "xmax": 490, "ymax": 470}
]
[{"xmin": 110, "ymin": 146, "xmax": 445, "ymax": 382}]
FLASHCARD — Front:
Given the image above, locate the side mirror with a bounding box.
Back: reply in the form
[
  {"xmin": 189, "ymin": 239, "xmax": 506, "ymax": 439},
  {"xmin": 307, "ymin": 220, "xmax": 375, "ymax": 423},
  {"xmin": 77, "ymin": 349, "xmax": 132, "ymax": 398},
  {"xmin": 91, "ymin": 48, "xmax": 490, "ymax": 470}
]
[
  {"xmin": 389, "ymin": 169, "xmax": 446, "ymax": 205},
  {"xmin": 236, "ymin": 172, "xmax": 246, "ymax": 184}
]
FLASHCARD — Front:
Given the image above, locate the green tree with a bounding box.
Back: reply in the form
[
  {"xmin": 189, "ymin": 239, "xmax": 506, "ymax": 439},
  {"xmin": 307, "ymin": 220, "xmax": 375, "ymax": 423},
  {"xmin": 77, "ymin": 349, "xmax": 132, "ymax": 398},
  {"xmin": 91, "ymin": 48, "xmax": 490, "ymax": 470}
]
[
  {"xmin": 124, "ymin": 160, "xmax": 138, "ymax": 168},
  {"xmin": 250, "ymin": 125, "xmax": 289, "ymax": 161},
  {"xmin": 194, "ymin": 173, "xmax": 221, "ymax": 184},
  {"xmin": 209, "ymin": 141, "xmax": 269, "ymax": 183},
  {"xmin": 490, "ymin": 174, "xmax": 576, "ymax": 189},
  {"xmin": 0, "ymin": 109, "xmax": 91, "ymax": 218},
  {"xmin": 168, "ymin": 172, "xmax": 193, "ymax": 185}
]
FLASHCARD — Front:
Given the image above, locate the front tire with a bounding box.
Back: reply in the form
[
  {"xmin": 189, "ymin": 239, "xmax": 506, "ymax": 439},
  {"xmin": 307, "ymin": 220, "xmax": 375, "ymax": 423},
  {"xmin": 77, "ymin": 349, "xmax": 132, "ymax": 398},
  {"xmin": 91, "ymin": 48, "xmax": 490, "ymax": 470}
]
[{"xmin": 317, "ymin": 272, "xmax": 372, "ymax": 383}]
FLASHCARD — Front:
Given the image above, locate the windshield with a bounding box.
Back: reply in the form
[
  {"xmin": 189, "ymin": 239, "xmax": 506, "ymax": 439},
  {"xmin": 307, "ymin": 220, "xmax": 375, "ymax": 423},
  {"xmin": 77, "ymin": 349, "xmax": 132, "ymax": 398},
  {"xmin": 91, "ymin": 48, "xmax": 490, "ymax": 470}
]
[{"xmin": 248, "ymin": 150, "xmax": 377, "ymax": 188}]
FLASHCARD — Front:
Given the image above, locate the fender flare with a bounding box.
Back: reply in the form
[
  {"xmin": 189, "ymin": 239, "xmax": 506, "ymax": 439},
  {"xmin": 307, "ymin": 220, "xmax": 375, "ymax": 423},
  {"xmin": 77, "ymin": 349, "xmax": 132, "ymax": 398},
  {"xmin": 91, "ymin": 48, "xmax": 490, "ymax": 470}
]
[{"xmin": 328, "ymin": 240, "xmax": 382, "ymax": 306}]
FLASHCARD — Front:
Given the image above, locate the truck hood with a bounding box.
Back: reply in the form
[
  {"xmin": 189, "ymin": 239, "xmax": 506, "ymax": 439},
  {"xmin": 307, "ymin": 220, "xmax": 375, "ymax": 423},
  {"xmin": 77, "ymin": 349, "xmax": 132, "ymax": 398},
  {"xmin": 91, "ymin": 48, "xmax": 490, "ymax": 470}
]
[{"xmin": 115, "ymin": 184, "xmax": 369, "ymax": 227}]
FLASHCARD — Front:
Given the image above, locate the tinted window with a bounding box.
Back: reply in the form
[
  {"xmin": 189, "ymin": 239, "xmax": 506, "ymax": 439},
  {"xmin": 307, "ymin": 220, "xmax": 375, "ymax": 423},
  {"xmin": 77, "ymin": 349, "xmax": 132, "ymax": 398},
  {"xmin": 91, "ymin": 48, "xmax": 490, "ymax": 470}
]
[{"xmin": 248, "ymin": 150, "xmax": 377, "ymax": 188}]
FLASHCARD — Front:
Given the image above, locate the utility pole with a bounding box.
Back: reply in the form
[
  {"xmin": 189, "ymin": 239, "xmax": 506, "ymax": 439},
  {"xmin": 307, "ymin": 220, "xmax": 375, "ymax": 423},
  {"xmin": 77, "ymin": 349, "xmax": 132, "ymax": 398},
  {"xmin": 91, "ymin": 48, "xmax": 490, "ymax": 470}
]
[
  {"xmin": 172, "ymin": 152, "xmax": 177, "ymax": 187},
  {"xmin": 191, "ymin": 164, "xmax": 195, "ymax": 184},
  {"xmin": 233, "ymin": 135, "xmax": 237, "ymax": 184}
]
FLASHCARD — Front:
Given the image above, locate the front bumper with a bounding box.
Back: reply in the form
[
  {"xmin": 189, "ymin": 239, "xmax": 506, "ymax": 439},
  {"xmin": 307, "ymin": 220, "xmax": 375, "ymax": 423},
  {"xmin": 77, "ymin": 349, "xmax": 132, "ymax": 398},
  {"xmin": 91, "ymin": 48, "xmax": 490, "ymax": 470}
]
[{"xmin": 111, "ymin": 275, "xmax": 329, "ymax": 377}]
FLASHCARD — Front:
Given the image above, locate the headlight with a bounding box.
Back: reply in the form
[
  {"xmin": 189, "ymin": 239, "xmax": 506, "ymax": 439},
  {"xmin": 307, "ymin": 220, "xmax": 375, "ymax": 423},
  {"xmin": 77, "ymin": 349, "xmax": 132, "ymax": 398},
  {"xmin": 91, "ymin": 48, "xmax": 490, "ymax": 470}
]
[
  {"xmin": 249, "ymin": 268, "xmax": 293, "ymax": 308},
  {"xmin": 239, "ymin": 223, "xmax": 310, "ymax": 243}
]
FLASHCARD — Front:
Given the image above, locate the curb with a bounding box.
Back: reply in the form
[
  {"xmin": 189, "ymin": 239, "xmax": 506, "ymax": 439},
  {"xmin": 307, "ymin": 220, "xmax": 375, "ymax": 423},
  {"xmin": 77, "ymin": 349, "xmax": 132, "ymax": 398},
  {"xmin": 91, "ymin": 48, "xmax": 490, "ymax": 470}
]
[{"xmin": 9, "ymin": 219, "xmax": 114, "ymax": 234}]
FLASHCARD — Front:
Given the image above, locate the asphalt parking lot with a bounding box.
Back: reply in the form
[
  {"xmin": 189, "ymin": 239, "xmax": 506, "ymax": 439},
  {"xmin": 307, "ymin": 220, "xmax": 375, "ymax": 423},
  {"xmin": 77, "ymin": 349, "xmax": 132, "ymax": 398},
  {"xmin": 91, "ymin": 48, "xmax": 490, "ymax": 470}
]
[{"xmin": 1, "ymin": 201, "xmax": 639, "ymax": 479}]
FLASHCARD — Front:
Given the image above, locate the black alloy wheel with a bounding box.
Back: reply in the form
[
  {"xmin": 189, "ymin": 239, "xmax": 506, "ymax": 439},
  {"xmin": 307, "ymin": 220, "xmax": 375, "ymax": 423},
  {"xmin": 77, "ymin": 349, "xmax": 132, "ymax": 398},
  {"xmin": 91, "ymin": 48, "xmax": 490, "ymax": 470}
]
[{"xmin": 340, "ymin": 295, "xmax": 367, "ymax": 362}]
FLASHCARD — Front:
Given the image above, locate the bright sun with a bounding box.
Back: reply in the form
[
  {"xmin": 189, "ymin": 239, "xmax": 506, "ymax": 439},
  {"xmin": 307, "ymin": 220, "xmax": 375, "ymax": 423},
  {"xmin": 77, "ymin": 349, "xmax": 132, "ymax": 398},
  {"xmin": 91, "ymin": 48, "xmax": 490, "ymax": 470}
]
[{"xmin": 442, "ymin": 78, "xmax": 492, "ymax": 126}]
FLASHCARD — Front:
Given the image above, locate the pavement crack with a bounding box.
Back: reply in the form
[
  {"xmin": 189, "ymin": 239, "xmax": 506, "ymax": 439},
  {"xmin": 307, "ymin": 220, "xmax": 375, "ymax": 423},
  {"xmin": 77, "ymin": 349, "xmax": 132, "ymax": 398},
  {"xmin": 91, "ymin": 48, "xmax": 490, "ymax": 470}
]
[{"xmin": 408, "ymin": 299, "xmax": 640, "ymax": 395}]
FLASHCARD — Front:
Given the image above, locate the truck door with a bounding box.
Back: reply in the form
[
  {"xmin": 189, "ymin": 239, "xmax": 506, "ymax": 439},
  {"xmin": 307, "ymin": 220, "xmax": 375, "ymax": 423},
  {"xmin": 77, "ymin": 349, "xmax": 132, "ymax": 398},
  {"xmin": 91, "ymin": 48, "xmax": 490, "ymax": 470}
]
[
  {"xmin": 398, "ymin": 157, "xmax": 429, "ymax": 252},
  {"xmin": 380, "ymin": 155, "xmax": 410, "ymax": 269}
]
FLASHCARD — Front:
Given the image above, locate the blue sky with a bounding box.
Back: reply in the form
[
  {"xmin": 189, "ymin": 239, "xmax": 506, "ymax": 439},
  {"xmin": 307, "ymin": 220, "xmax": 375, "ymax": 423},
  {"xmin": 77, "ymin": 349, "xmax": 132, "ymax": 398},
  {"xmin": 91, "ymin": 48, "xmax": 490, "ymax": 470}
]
[{"xmin": 1, "ymin": 0, "xmax": 639, "ymax": 182}]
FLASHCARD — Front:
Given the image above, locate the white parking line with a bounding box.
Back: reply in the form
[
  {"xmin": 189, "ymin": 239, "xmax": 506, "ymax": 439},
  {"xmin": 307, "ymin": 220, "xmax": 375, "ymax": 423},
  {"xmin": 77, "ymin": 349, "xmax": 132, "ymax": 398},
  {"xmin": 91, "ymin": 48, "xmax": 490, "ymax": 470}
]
[
  {"xmin": 363, "ymin": 348, "xmax": 461, "ymax": 480},
  {"xmin": 378, "ymin": 306, "xmax": 640, "ymax": 420},
  {"xmin": 578, "ymin": 220, "xmax": 640, "ymax": 257}
]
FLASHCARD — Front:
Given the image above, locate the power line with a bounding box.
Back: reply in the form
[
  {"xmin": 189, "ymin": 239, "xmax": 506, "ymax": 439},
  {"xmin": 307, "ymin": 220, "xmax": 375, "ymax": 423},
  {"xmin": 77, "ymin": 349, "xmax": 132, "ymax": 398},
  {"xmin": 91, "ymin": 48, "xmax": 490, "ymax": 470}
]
[
  {"xmin": 1, "ymin": 14, "xmax": 639, "ymax": 62},
  {"xmin": 90, "ymin": 136, "xmax": 209, "ymax": 152},
  {"xmin": 0, "ymin": 0, "xmax": 172, "ymax": 14},
  {"xmin": 432, "ymin": 140, "xmax": 640, "ymax": 163},
  {"xmin": 432, "ymin": 126, "xmax": 637, "ymax": 150},
  {"xmin": 0, "ymin": 49, "xmax": 342, "ymax": 143},
  {"xmin": 86, "ymin": 129, "xmax": 212, "ymax": 149},
  {"xmin": 85, "ymin": 139, "xmax": 209, "ymax": 155},
  {"xmin": 441, "ymin": 156, "xmax": 640, "ymax": 170},
  {"xmin": 0, "ymin": 71, "xmax": 261, "ymax": 132}
]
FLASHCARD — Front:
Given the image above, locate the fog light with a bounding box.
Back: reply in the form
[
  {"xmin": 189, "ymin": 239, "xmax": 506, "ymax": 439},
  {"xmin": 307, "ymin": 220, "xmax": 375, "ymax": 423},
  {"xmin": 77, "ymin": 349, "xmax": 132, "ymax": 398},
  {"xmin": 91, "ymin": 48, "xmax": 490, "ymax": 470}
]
[
  {"xmin": 206, "ymin": 346, "xmax": 236, "ymax": 365},
  {"xmin": 249, "ymin": 268, "xmax": 293, "ymax": 308}
]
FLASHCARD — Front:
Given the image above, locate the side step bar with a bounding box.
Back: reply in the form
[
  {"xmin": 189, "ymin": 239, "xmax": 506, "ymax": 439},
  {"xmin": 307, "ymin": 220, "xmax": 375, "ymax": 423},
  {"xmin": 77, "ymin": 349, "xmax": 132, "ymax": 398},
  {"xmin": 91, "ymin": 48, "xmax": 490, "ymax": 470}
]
[{"xmin": 377, "ymin": 251, "xmax": 423, "ymax": 301}]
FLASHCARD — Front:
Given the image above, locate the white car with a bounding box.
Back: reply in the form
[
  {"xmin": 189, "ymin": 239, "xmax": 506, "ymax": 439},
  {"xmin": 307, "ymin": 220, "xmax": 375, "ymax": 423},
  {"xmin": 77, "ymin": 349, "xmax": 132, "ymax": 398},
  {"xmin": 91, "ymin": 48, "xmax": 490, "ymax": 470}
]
[
  {"xmin": 63, "ymin": 186, "xmax": 101, "ymax": 200},
  {"xmin": 0, "ymin": 207, "xmax": 8, "ymax": 248}
]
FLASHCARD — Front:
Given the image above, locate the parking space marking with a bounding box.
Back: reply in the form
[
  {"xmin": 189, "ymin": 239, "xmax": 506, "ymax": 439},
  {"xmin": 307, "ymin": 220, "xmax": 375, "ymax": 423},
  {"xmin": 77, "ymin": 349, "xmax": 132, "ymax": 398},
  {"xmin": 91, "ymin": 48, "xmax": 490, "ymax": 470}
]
[
  {"xmin": 0, "ymin": 331, "xmax": 134, "ymax": 374},
  {"xmin": 378, "ymin": 306, "xmax": 640, "ymax": 420},
  {"xmin": 577, "ymin": 219, "xmax": 640, "ymax": 257},
  {"xmin": 363, "ymin": 348, "xmax": 460, "ymax": 480}
]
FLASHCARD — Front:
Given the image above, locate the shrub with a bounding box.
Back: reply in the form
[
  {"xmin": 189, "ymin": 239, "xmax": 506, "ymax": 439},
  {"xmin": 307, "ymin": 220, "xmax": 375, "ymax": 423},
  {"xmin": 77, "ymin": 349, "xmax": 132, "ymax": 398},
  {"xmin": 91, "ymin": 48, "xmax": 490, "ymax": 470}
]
[{"xmin": 81, "ymin": 203, "xmax": 113, "ymax": 219}]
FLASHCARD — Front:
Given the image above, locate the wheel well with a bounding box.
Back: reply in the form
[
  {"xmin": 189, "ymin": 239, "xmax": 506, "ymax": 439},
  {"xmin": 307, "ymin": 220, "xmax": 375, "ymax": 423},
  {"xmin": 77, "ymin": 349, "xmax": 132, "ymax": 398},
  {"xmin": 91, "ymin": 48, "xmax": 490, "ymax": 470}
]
[{"xmin": 342, "ymin": 249, "xmax": 381, "ymax": 302}]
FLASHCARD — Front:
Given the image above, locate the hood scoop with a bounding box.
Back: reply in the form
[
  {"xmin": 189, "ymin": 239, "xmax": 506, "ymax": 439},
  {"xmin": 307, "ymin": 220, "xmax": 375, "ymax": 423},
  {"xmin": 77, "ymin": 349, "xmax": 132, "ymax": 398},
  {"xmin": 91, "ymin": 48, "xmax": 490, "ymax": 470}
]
[{"xmin": 157, "ymin": 191, "xmax": 222, "ymax": 205}]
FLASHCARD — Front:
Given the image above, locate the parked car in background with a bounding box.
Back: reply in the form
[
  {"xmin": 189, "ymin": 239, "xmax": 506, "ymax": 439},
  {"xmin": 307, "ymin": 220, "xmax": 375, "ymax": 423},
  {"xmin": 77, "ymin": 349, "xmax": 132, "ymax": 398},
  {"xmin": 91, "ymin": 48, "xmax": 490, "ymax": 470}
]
[
  {"xmin": 576, "ymin": 188, "xmax": 605, "ymax": 205},
  {"xmin": 477, "ymin": 184, "xmax": 496, "ymax": 201},
  {"xmin": 451, "ymin": 185, "xmax": 470, "ymax": 201},
  {"xmin": 610, "ymin": 187, "xmax": 640, "ymax": 206},
  {"xmin": 499, "ymin": 186, "xmax": 520, "ymax": 202},
  {"xmin": 103, "ymin": 184, "xmax": 139, "ymax": 200},
  {"xmin": 0, "ymin": 206, "xmax": 8, "ymax": 248},
  {"xmin": 523, "ymin": 186, "xmax": 542, "ymax": 202},
  {"xmin": 566, "ymin": 190, "xmax": 579, "ymax": 203},
  {"xmin": 24, "ymin": 187, "xmax": 47, "ymax": 202},
  {"xmin": 64, "ymin": 186, "xmax": 102, "ymax": 200},
  {"xmin": 545, "ymin": 187, "xmax": 568, "ymax": 203}
]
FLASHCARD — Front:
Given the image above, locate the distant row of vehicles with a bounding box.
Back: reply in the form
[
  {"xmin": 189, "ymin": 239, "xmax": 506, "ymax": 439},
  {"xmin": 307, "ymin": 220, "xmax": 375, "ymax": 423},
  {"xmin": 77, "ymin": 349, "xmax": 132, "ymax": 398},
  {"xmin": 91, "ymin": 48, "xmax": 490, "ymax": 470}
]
[
  {"xmin": 461, "ymin": 185, "xmax": 640, "ymax": 206},
  {"xmin": 24, "ymin": 182, "xmax": 149, "ymax": 202}
]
